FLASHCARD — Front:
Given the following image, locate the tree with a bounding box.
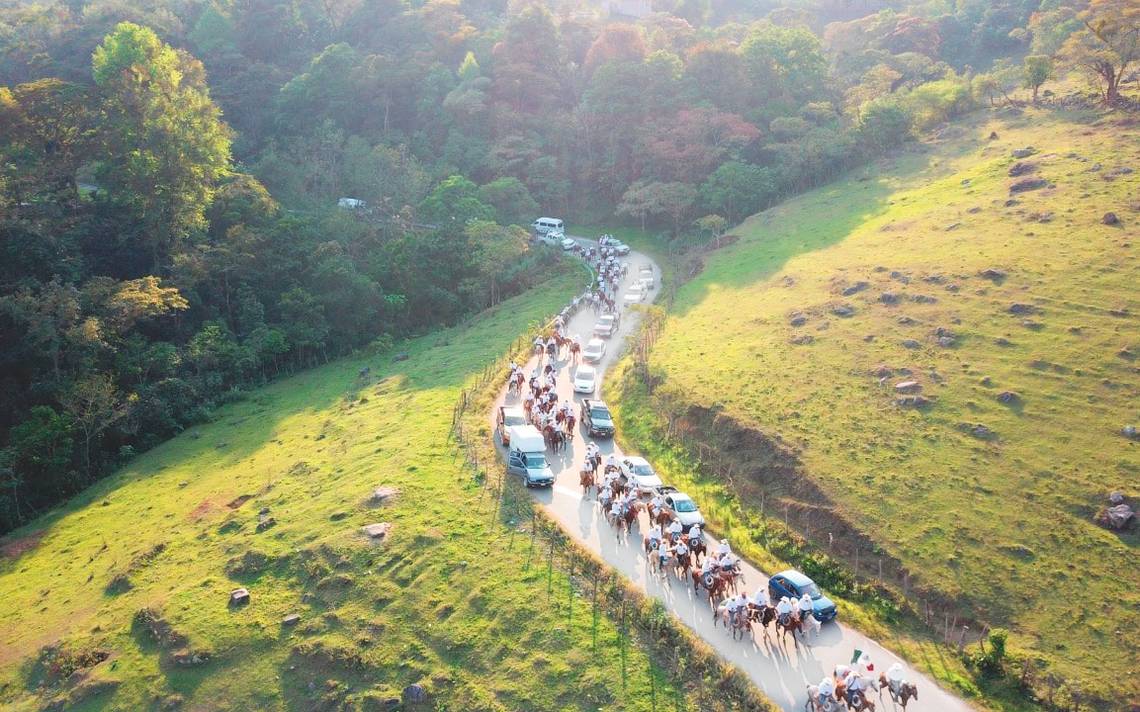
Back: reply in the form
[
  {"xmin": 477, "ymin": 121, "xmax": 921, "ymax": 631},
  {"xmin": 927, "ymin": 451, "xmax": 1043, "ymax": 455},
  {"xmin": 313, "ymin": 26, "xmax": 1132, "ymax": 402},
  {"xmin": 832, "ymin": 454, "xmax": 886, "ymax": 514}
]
[
  {"xmin": 1022, "ymin": 55, "xmax": 1053, "ymax": 102},
  {"xmin": 584, "ymin": 24, "xmax": 647, "ymax": 76},
  {"xmin": 857, "ymin": 97, "xmax": 913, "ymax": 152},
  {"xmin": 59, "ymin": 374, "xmax": 132, "ymax": 475},
  {"xmin": 693, "ymin": 214, "xmax": 728, "ymax": 247},
  {"xmin": 617, "ymin": 181, "xmax": 697, "ymax": 232},
  {"xmin": 417, "ymin": 175, "xmax": 494, "ymax": 226},
  {"xmin": 477, "ymin": 177, "xmax": 539, "ymax": 227},
  {"xmin": 641, "ymin": 108, "xmax": 761, "ymax": 184},
  {"xmin": 1061, "ymin": 0, "xmax": 1140, "ymax": 104},
  {"xmin": 92, "ymin": 23, "xmax": 232, "ymax": 270},
  {"xmin": 699, "ymin": 161, "xmax": 779, "ymax": 221}
]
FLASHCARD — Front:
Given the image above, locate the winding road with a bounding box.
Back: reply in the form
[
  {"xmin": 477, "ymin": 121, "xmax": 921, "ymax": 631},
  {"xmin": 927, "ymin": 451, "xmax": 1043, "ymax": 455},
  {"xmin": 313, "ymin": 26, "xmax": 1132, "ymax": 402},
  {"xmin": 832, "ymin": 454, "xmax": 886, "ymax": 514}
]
[{"xmin": 489, "ymin": 240, "xmax": 973, "ymax": 712}]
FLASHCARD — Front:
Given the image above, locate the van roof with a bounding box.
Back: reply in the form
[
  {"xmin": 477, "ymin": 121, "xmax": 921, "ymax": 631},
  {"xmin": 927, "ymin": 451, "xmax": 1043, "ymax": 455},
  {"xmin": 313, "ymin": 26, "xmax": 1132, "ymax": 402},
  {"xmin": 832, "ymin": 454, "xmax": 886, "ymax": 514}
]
[
  {"xmin": 507, "ymin": 425, "xmax": 545, "ymax": 450},
  {"xmin": 535, "ymin": 217, "xmax": 562, "ymax": 223}
]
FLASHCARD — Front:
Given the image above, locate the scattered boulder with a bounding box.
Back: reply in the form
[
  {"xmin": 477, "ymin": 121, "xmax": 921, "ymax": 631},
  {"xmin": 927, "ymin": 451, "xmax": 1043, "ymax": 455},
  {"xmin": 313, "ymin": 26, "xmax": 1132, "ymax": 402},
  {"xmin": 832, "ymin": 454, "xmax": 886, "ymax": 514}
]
[
  {"xmin": 1011, "ymin": 147, "xmax": 1036, "ymax": 158},
  {"xmin": 1008, "ymin": 303, "xmax": 1040, "ymax": 315},
  {"xmin": 871, "ymin": 365, "xmax": 893, "ymax": 378},
  {"xmin": 1102, "ymin": 212, "xmax": 1120, "ymax": 225},
  {"xmin": 842, "ymin": 281, "xmax": 870, "ymax": 296},
  {"xmin": 1022, "ymin": 320, "xmax": 1044, "ymax": 330},
  {"xmin": 230, "ymin": 588, "xmax": 250, "ymax": 606},
  {"xmin": 788, "ymin": 312, "xmax": 808, "ymax": 327},
  {"xmin": 967, "ymin": 206, "xmax": 982, "ymax": 214},
  {"xmin": 403, "ymin": 684, "xmax": 428, "ymax": 704},
  {"xmin": 994, "ymin": 337, "xmax": 1013, "ymax": 347},
  {"xmin": 1096, "ymin": 494, "xmax": 1135, "ymax": 530},
  {"xmin": 967, "ymin": 423, "xmax": 996, "ymax": 440},
  {"xmin": 790, "ymin": 334, "xmax": 815, "ymax": 345},
  {"xmin": 997, "ymin": 391, "xmax": 1021, "ymax": 405},
  {"xmin": 1110, "ymin": 492, "xmax": 1124, "ymax": 505},
  {"xmin": 282, "ymin": 613, "xmax": 302, "ymax": 626},
  {"xmin": 988, "ymin": 131, "xmax": 999, "ymax": 140},
  {"xmin": 370, "ymin": 487, "xmax": 399, "ymax": 504},
  {"xmin": 1008, "ymin": 162, "xmax": 1036, "ymax": 177},
  {"xmin": 1004, "ymin": 199, "xmax": 1020, "ymax": 207},
  {"xmin": 938, "ymin": 336, "xmax": 956, "ymax": 347},
  {"xmin": 831, "ymin": 304, "xmax": 856, "ymax": 318},
  {"xmin": 980, "ymin": 376, "xmax": 994, "ymax": 387},
  {"xmin": 255, "ymin": 517, "xmax": 277, "ymax": 533},
  {"xmin": 901, "ymin": 339, "xmax": 921, "ymax": 350},
  {"xmin": 880, "ymin": 292, "xmax": 900, "ymax": 304},
  {"xmin": 895, "ymin": 381, "xmax": 922, "ymax": 393},
  {"xmin": 1122, "ymin": 425, "xmax": 1138, "ymax": 440},
  {"xmin": 911, "ymin": 294, "xmax": 938, "ymax": 304},
  {"xmin": 945, "ymin": 222, "xmax": 961, "ymax": 231},
  {"xmin": 171, "ymin": 650, "xmax": 211, "ymax": 666},
  {"xmin": 392, "ymin": 352, "xmax": 410, "ymax": 362},
  {"xmin": 1010, "ymin": 178, "xmax": 1047, "ymax": 193},
  {"xmin": 362, "ymin": 522, "xmax": 392, "ymax": 540},
  {"xmin": 896, "ymin": 395, "xmax": 932, "ymax": 408},
  {"xmin": 897, "ymin": 316, "xmax": 916, "ymax": 325},
  {"xmin": 980, "ymin": 268, "xmax": 1007, "ymax": 282},
  {"xmin": 890, "ymin": 270, "xmax": 910, "ymax": 284}
]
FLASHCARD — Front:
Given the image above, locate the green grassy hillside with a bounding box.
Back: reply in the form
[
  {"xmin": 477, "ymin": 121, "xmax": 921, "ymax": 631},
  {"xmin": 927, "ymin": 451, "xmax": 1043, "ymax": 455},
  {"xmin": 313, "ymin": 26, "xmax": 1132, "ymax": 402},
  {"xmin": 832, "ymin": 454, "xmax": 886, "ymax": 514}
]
[
  {"xmin": 621, "ymin": 108, "xmax": 1139, "ymax": 702},
  {"xmin": 0, "ymin": 267, "xmax": 683, "ymax": 711}
]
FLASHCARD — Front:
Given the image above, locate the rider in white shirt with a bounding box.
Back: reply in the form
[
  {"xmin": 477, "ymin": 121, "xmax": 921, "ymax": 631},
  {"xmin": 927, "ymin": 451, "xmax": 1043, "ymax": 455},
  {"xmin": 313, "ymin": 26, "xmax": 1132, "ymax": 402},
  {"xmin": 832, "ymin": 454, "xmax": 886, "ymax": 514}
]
[
  {"xmin": 775, "ymin": 596, "xmax": 793, "ymax": 623},
  {"xmin": 818, "ymin": 676, "xmax": 836, "ymax": 702},
  {"xmin": 716, "ymin": 538, "xmax": 731, "ymax": 556},
  {"xmin": 609, "ymin": 501, "xmax": 622, "ymax": 519},
  {"xmin": 667, "ymin": 519, "xmax": 683, "ymax": 540},
  {"xmin": 700, "ymin": 557, "xmax": 715, "ymax": 575},
  {"xmin": 687, "ymin": 524, "xmax": 702, "ymax": 545},
  {"xmin": 647, "ymin": 523, "xmax": 662, "ymax": 546},
  {"xmin": 798, "ymin": 593, "xmax": 814, "ymax": 621},
  {"xmin": 649, "ymin": 493, "xmax": 664, "ymax": 513},
  {"xmin": 751, "ymin": 587, "xmax": 770, "ymax": 608},
  {"xmin": 673, "ymin": 539, "xmax": 689, "ymax": 562}
]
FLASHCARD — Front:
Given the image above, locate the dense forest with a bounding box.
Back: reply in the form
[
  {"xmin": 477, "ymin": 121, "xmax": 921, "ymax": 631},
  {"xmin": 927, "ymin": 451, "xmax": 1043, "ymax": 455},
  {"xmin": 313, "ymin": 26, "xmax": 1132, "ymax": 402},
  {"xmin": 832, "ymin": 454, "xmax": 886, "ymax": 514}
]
[{"xmin": 1, "ymin": 0, "xmax": 1132, "ymax": 531}]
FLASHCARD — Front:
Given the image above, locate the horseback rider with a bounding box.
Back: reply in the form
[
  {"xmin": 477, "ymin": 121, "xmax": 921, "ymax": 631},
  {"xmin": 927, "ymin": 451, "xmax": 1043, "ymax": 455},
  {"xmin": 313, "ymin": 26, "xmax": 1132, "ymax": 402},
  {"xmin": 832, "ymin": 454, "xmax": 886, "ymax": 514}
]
[
  {"xmin": 718, "ymin": 551, "xmax": 737, "ymax": 576},
  {"xmin": 726, "ymin": 591, "xmax": 744, "ymax": 624},
  {"xmin": 798, "ymin": 592, "xmax": 814, "ymax": 623},
  {"xmin": 687, "ymin": 523, "xmax": 702, "ymax": 548},
  {"xmin": 649, "ymin": 492, "xmax": 665, "ymax": 517},
  {"xmin": 599, "ymin": 485, "xmax": 613, "ymax": 508},
  {"xmin": 776, "ymin": 596, "xmax": 793, "ymax": 626},
  {"xmin": 842, "ymin": 670, "xmax": 869, "ymax": 707},
  {"xmin": 731, "ymin": 592, "xmax": 749, "ymax": 625},
  {"xmin": 647, "ymin": 523, "xmax": 663, "ymax": 549},
  {"xmin": 716, "ymin": 538, "xmax": 732, "ymax": 557},
  {"xmin": 608, "ymin": 499, "xmax": 622, "ymax": 522},
  {"xmin": 885, "ymin": 662, "xmax": 905, "ymax": 697},
  {"xmin": 750, "ymin": 585, "xmax": 770, "ymax": 610},
  {"xmin": 817, "ymin": 676, "xmax": 837, "ymax": 708},
  {"xmin": 673, "ymin": 538, "xmax": 689, "ymax": 567},
  {"xmin": 667, "ymin": 518, "xmax": 683, "ymax": 542}
]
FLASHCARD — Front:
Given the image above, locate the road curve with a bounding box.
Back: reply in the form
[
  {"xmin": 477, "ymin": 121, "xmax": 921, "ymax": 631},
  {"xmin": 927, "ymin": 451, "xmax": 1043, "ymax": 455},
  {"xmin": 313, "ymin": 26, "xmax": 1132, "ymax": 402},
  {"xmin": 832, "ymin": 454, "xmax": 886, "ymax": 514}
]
[{"xmin": 489, "ymin": 240, "xmax": 974, "ymax": 712}]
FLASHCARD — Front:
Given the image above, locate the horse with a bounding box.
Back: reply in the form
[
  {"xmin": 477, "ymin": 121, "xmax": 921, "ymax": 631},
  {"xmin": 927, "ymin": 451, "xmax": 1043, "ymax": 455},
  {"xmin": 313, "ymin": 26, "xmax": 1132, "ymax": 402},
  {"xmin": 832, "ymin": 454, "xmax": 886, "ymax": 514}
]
[
  {"xmin": 688, "ymin": 536, "xmax": 707, "ymax": 563},
  {"xmin": 714, "ymin": 603, "xmax": 751, "ymax": 640},
  {"xmin": 691, "ymin": 569, "xmax": 729, "ymax": 607},
  {"xmin": 749, "ymin": 604, "xmax": 778, "ymax": 640},
  {"xmin": 843, "ymin": 685, "xmax": 876, "ymax": 712},
  {"xmin": 877, "ymin": 675, "xmax": 917, "ymax": 711},
  {"xmin": 776, "ymin": 612, "xmax": 803, "ymax": 648},
  {"xmin": 564, "ymin": 414, "xmax": 576, "ymax": 440},
  {"xmin": 579, "ymin": 469, "xmax": 595, "ymax": 498},
  {"xmin": 621, "ymin": 500, "xmax": 641, "ymax": 533},
  {"xmin": 805, "ymin": 685, "xmax": 843, "ymax": 712},
  {"xmin": 569, "ymin": 342, "xmax": 581, "ymax": 363},
  {"xmin": 654, "ymin": 508, "xmax": 673, "ymax": 529}
]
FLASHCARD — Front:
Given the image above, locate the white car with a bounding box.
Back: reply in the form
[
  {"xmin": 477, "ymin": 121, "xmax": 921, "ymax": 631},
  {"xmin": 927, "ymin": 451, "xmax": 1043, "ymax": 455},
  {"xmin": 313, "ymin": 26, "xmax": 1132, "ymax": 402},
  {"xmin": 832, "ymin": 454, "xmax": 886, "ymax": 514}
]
[
  {"xmin": 593, "ymin": 313, "xmax": 618, "ymax": 337},
  {"xmin": 620, "ymin": 456, "xmax": 663, "ymax": 494},
  {"xmin": 660, "ymin": 488, "xmax": 705, "ymax": 531},
  {"xmin": 613, "ymin": 242, "xmax": 631, "ymax": 255},
  {"xmin": 622, "ymin": 291, "xmax": 643, "ymax": 305},
  {"xmin": 561, "ymin": 237, "xmax": 577, "ymax": 251},
  {"xmin": 582, "ymin": 338, "xmax": 606, "ymax": 363},
  {"xmin": 573, "ymin": 365, "xmax": 597, "ymax": 393}
]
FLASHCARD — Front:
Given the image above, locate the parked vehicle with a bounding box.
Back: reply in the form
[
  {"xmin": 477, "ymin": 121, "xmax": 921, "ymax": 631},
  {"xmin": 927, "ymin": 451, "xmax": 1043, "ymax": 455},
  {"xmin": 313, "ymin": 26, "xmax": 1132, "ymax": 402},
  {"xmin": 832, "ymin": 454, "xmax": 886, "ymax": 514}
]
[
  {"xmin": 561, "ymin": 236, "xmax": 577, "ymax": 251},
  {"xmin": 573, "ymin": 365, "xmax": 597, "ymax": 393},
  {"xmin": 658, "ymin": 487, "xmax": 704, "ymax": 530},
  {"xmin": 506, "ymin": 425, "xmax": 555, "ymax": 487},
  {"xmin": 612, "ymin": 241, "xmax": 631, "ymax": 255},
  {"xmin": 580, "ymin": 399, "xmax": 615, "ymax": 438},
  {"xmin": 496, "ymin": 405, "xmax": 527, "ymax": 446},
  {"xmin": 532, "ymin": 217, "xmax": 565, "ymax": 235},
  {"xmin": 582, "ymin": 338, "xmax": 606, "ymax": 363},
  {"xmin": 620, "ymin": 456, "xmax": 663, "ymax": 494},
  {"xmin": 768, "ymin": 569, "xmax": 838, "ymax": 623}
]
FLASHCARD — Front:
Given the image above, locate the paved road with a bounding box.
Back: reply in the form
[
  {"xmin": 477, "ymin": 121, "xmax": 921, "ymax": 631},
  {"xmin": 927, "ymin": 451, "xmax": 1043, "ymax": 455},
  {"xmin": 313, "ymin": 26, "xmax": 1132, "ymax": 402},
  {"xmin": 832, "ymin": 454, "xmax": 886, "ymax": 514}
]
[{"xmin": 490, "ymin": 241, "xmax": 973, "ymax": 712}]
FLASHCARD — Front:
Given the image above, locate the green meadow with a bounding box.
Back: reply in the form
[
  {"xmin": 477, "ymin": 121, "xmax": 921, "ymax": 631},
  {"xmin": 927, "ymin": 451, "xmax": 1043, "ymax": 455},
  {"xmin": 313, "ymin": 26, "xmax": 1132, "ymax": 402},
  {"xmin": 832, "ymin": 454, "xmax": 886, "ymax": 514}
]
[
  {"xmin": 0, "ymin": 267, "xmax": 685, "ymax": 711},
  {"xmin": 613, "ymin": 109, "xmax": 1140, "ymax": 703}
]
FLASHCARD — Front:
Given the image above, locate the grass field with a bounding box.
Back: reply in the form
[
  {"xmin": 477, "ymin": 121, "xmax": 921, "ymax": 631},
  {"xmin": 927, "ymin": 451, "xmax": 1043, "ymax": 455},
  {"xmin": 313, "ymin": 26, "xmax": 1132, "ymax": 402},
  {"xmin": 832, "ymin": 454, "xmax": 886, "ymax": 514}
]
[
  {"xmin": 0, "ymin": 265, "xmax": 688, "ymax": 711},
  {"xmin": 611, "ymin": 108, "xmax": 1140, "ymax": 704}
]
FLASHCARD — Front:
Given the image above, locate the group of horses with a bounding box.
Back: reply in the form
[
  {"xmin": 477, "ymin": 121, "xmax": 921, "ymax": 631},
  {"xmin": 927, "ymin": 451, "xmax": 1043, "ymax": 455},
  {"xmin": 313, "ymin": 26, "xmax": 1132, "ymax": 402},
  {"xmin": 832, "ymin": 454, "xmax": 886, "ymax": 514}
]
[{"xmin": 804, "ymin": 669, "xmax": 919, "ymax": 712}]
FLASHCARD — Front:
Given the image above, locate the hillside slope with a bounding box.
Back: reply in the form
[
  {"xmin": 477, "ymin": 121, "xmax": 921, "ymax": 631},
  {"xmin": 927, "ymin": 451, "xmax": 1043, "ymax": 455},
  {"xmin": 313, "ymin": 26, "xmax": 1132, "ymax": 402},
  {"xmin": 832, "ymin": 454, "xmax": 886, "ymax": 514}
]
[
  {"xmin": 628, "ymin": 108, "xmax": 1139, "ymax": 701},
  {"xmin": 0, "ymin": 267, "xmax": 683, "ymax": 711}
]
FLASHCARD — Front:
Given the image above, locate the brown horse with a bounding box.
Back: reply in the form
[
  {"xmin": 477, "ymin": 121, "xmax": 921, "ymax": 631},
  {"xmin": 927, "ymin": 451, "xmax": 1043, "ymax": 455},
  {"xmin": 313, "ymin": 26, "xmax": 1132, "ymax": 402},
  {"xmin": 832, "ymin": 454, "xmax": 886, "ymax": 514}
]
[
  {"xmin": 579, "ymin": 469, "xmax": 595, "ymax": 497},
  {"xmin": 621, "ymin": 500, "xmax": 641, "ymax": 532},
  {"xmin": 877, "ymin": 675, "xmax": 917, "ymax": 711},
  {"xmin": 569, "ymin": 342, "xmax": 581, "ymax": 363},
  {"xmin": 691, "ymin": 569, "xmax": 729, "ymax": 607},
  {"xmin": 564, "ymin": 414, "xmax": 576, "ymax": 439},
  {"xmin": 749, "ymin": 604, "xmax": 778, "ymax": 639},
  {"xmin": 776, "ymin": 612, "xmax": 803, "ymax": 648}
]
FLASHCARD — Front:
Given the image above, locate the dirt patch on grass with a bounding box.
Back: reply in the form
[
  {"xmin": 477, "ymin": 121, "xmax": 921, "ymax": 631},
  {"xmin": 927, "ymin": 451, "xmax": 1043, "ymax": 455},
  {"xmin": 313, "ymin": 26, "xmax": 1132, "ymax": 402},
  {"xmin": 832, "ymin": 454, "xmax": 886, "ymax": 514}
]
[
  {"xmin": 187, "ymin": 500, "xmax": 217, "ymax": 521},
  {"xmin": 226, "ymin": 494, "xmax": 254, "ymax": 509},
  {"xmin": 0, "ymin": 529, "xmax": 45, "ymax": 559}
]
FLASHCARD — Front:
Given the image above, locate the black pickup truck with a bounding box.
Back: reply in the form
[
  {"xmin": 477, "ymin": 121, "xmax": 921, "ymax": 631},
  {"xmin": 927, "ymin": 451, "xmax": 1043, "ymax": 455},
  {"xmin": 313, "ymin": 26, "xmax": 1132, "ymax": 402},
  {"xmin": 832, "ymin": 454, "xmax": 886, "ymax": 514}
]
[{"xmin": 580, "ymin": 399, "xmax": 615, "ymax": 438}]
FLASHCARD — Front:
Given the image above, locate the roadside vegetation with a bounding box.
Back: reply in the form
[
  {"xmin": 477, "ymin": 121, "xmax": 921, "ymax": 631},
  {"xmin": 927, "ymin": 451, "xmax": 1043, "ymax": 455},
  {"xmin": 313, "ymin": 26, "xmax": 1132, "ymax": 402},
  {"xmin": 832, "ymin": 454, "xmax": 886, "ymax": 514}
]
[
  {"xmin": 609, "ymin": 108, "xmax": 1140, "ymax": 708},
  {"xmin": 0, "ymin": 269, "xmax": 695, "ymax": 711}
]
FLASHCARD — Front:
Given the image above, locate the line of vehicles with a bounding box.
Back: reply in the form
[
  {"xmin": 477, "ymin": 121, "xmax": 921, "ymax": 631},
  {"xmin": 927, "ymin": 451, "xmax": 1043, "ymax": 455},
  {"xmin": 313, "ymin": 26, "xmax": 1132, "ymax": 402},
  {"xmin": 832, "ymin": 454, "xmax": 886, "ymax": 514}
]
[
  {"xmin": 531, "ymin": 217, "xmax": 633, "ymax": 255},
  {"xmin": 497, "ymin": 226, "xmax": 841, "ymax": 628}
]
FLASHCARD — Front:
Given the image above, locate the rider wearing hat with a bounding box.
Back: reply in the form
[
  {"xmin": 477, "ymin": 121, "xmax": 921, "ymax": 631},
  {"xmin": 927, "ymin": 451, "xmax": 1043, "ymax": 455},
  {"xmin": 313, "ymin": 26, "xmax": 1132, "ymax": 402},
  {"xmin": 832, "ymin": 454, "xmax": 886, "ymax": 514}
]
[
  {"xmin": 667, "ymin": 519, "xmax": 683, "ymax": 542},
  {"xmin": 798, "ymin": 592, "xmax": 814, "ymax": 623},
  {"xmin": 647, "ymin": 523, "xmax": 663, "ymax": 548},
  {"xmin": 776, "ymin": 596, "xmax": 793, "ymax": 625},
  {"xmin": 817, "ymin": 676, "xmax": 837, "ymax": 706}
]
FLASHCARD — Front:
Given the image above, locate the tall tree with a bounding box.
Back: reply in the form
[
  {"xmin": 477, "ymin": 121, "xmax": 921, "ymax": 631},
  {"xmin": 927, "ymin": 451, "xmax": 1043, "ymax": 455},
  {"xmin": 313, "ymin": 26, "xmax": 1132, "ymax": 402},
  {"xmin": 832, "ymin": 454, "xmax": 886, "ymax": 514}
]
[
  {"xmin": 92, "ymin": 22, "xmax": 232, "ymax": 271},
  {"xmin": 1061, "ymin": 0, "xmax": 1140, "ymax": 104},
  {"xmin": 1022, "ymin": 54, "xmax": 1053, "ymax": 102}
]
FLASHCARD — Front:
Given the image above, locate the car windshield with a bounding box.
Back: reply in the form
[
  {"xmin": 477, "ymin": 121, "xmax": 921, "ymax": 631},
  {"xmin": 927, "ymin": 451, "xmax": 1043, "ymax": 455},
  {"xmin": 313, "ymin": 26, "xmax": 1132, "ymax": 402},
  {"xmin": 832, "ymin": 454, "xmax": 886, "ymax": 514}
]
[
  {"xmin": 599, "ymin": 315, "xmax": 614, "ymax": 324},
  {"xmin": 590, "ymin": 406, "xmax": 611, "ymax": 420},
  {"xmin": 673, "ymin": 499, "xmax": 697, "ymax": 513},
  {"xmin": 586, "ymin": 344, "xmax": 602, "ymax": 354},
  {"xmin": 577, "ymin": 371, "xmax": 594, "ymax": 382},
  {"xmin": 505, "ymin": 414, "xmax": 525, "ymax": 426},
  {"xmin": 631, "ymin": 464, "xmax": 654, "ymax": 476},
  {"xmin": 523, "ymin": 454, "xmax": 547, "ymax": 469},
  {"xmin": 797, "ymin": 582, "xmax": 822, "ymax": 598}
]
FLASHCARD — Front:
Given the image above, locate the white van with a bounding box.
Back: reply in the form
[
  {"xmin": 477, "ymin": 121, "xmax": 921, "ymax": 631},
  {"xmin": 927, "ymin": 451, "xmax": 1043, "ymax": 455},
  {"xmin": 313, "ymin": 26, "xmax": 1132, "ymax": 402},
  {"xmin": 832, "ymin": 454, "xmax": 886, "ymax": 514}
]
[
  {"xmin": 506, "ymin": 425, "xmax": 555, "ymax": 487},
  {"xmin": 532, "ymin": 217, "xmax": 564, "ymax": 235}
]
